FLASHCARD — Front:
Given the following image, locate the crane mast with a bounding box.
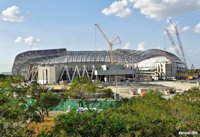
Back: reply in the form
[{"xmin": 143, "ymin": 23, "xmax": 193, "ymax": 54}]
[
  {"xmin": 95, "ymin": 24, "xmax": 121, "ymax": 64},
  {"xmin": 174, "ymin": 26, "xmax": 188, "ymax": 67},
  {"xmin": 167, "ymin": 18, "xmax": 188, "ymax": 68},
  {"xmin": 164, "ymin": 28, "xmax": 182, "ymax": 58}
]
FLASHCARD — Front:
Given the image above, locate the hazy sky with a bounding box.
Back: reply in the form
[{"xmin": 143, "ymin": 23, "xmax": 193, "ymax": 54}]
[{"xmin": 0, "ymin": 0, "xmax": 200, "ymax": 72}]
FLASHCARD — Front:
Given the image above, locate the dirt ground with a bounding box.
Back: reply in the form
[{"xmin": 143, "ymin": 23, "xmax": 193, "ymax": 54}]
[
  {"xmin": 28, "ymin": 116, "xmax": 55, "ymax": 137},
  {"xmin": 108, "ymin": 80, "xmax": 199, "ymax": 98},
  {"xmin": 144, "ymin": 81, "xmax": 198, "ymax": 92}
]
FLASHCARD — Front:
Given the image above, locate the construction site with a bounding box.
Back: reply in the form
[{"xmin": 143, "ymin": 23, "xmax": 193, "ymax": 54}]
[{"xmin": 12, "ymin": 21, "xmax": 199, "ymax": 96}]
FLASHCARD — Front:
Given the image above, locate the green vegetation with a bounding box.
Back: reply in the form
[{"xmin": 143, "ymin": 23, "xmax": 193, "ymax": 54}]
[
  {"xmin": 34, "ymin": 92, "xmax": 61, "ymax": 117},
  {"xmin": 0, "ymin": 76, "xmax": 36, "ymax": 136},
  {"xmin": 0, "ymin": 76, "xmax": 61, "ymax": 136},
  {"xmin": 64, "ymin": 76, "xmax": 112, "ymax": 111},
  {"xmin": 0, "ymin": 76, "xmax": 200, "ymax": 137},
  {"xmin": 41, "ymin": 90, "xmax": 199, "ymax": 137}
]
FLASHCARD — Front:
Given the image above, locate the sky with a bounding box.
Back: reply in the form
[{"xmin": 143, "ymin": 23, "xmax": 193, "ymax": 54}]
[{"xmin": 0, "ymin": 0, "xmax": 200, "ymax": 73}]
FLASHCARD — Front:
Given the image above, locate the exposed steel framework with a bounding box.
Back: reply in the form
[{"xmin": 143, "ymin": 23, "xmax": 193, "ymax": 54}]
[{"xmin": 12, "ymin": 48, "xmax": 184, "ymax": 76}]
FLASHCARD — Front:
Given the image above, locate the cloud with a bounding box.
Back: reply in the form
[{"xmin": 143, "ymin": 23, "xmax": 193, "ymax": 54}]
[
  {"xmin": 14, "ymin": 37, "xmax": 23, "ymax": 44},
  {"xmin": 164, "ymin": 18, "xmax": 191, "ymax": 34},
  {"xmin": 167, "ymin": 47, "xmax": 175, "ymax": 53},
  {"xmin": 165, "ymin": 24, "xmax": 176, "ymax": 34},
  {"xmin": 195, "ymin": 23, "xmax": 200, "ymax": 33},
  {"xmin": 189, "ymin": 49, "xmax": 200, "ymax": 54},
  {"xmin": 181, "ymin": 26, "xmax": 191, "ymax": 32},
  {"xmin": 24, "ymin": 36, "xmax": 40, "ymax": 46},
  {"xmin": 15, "ymin": 36, "xmax": 40, "ymax": 46},
  {"xmin": 102, "ymin": 0, "xmax": 132, "ymax": 18},
  {"xmin": 97, "ymin": 48, "xmax": 102, "ymax": 51},
  {"xmin": 103, "ymin": 0, "xmax": 200, "ymax": 19},
  {"xmin": 156, "ymin": 46, "xmax": 161, "ymax": 49},
  {"xmin": 2, "ymin": 5, "xmax": 24, "ymax": 22},
  {"xmin": 122, "ymin": 42, "xmax": 131, "ymax": 49},
  {"xmin": 137, "ymin": 41, "xmax": 145, "ymax": 50},
  {"xmin": 133, "ymin": 0, "xmax": 200, "ymax": 20}
]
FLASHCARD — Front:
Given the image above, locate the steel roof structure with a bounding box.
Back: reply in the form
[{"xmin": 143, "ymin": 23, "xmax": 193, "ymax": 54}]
[{"xmin": 12, "ymin": 48, "xmax": 184, "ymax": 75}]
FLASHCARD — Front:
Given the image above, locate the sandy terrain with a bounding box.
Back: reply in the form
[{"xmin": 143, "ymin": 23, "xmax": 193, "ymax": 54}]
[
  {"xmin": 108, "ymin": 80, "xmax": 199, "ymax": 98},
  {"xmin": 143, "ymin": 81, "xmax": 198, "ymax": 92}
]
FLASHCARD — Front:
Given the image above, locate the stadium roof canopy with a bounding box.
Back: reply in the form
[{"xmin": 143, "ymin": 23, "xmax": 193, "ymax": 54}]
[{"xmin": 12, "ymin": 48, "xmax": 184, "ymax": 75}]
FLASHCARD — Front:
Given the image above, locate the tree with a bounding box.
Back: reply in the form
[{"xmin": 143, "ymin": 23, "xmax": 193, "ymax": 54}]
[
  {"xmin": 44, "ymin": 89, "xmax": 200, "ymax": 137},
  {"xmin": 36, "ymin": 92, "xmax": 61, "ymax": 116},
  {"xmin": 0, "ymin": 76, "xmax": 38, "ymax": 136},
  {"xmin": 65, "ymin": 76, "xmax": 112, "ymax": 111},
  {"xmin": 0, "ymin": 76, "xmax": 63, "ymax": 136},
  {"xmin": 173, "ymin": 87, "xmax": 200, "ymax": 107}
]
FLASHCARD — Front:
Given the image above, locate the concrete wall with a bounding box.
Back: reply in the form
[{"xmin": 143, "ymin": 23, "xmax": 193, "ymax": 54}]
[
  {"xmin": 165, "ymin": 63, "xmax": 177, "ymax": 78},
  {"xmin": 156, "ymin": 63, "xmax": 177, "ymax": 80},
  {"xmin": 37, "ymin": 65, "xmax": 57, "ymax": 84}
]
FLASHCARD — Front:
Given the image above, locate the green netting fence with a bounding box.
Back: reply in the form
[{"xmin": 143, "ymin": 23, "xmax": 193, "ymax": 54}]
[
  {"xmin": 53, "ymin": 100, "xmax": 116, "ymax": 111},
  {"xmin": 25, "ymin": 99, "xmax": 116, "ymax": 111}
]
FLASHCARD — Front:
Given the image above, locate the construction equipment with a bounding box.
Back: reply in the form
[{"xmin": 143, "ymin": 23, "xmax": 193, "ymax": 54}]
[
  {"xmin": 164, "ymin": 28, "xmax": 182, "ymax": 58},
  {"xmin": 187, "ymin": 65, "xmax": 194, "ymax": 80},
  {"xmin": 95, "ymin": 24, "xmax": 121, "ymax": 64},
  {"xmin": 188, "ymin": 64, "xmax": 198, "ymax": 80},
  {"xmin": 183, "ymin": 64, "xmax": 198, "ymax": 80},
  {"xmin": 165, "ymin": 18, "xmax": 188, "ymax": 68}
]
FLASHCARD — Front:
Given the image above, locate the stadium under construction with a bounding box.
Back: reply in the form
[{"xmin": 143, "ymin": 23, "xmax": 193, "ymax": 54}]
[
  {"xmin": 12, "ymin": 22, "xmax": 188, "ymax": 84},
  {"xmin": 12, "ymin": 48, "xmax": 185, "ymax": 84}
]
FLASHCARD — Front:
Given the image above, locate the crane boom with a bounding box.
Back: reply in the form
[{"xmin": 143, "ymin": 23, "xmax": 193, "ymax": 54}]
[
  {"xmin": 95, "ymin": 24, "xmax": 121, "ymax": 64},
  {"xmin": 95, "ymin": 24, "xmax": 111, "ymax": 46},
  {"xmin": 174, "ymin": 26, "xmax": 188, "ymax": 68},
  {"xmin": 167, "ymin": 18, "xmax": 188, "ymax": 68},
  {"xmin": 164, "ymin": 28, "xmax": 182, "ymax": 58}
]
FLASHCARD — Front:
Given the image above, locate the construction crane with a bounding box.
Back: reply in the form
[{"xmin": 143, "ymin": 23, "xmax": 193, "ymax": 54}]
[
  {"xmin": 167, "ymin": 18, "xmax": 188, "ymax": 68},
  {"xmin": 164, "ymin": 28, "xmax": 182, "ymax": 59},
  {"xmin": 95, "ymin": 24, "xmax": 121, "ymax": 64}
]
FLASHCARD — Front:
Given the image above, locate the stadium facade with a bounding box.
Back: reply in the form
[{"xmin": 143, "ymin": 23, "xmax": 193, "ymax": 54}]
[{"xmin": 12, "ymin": 48, "xmax": 185, "ymax": 84}]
